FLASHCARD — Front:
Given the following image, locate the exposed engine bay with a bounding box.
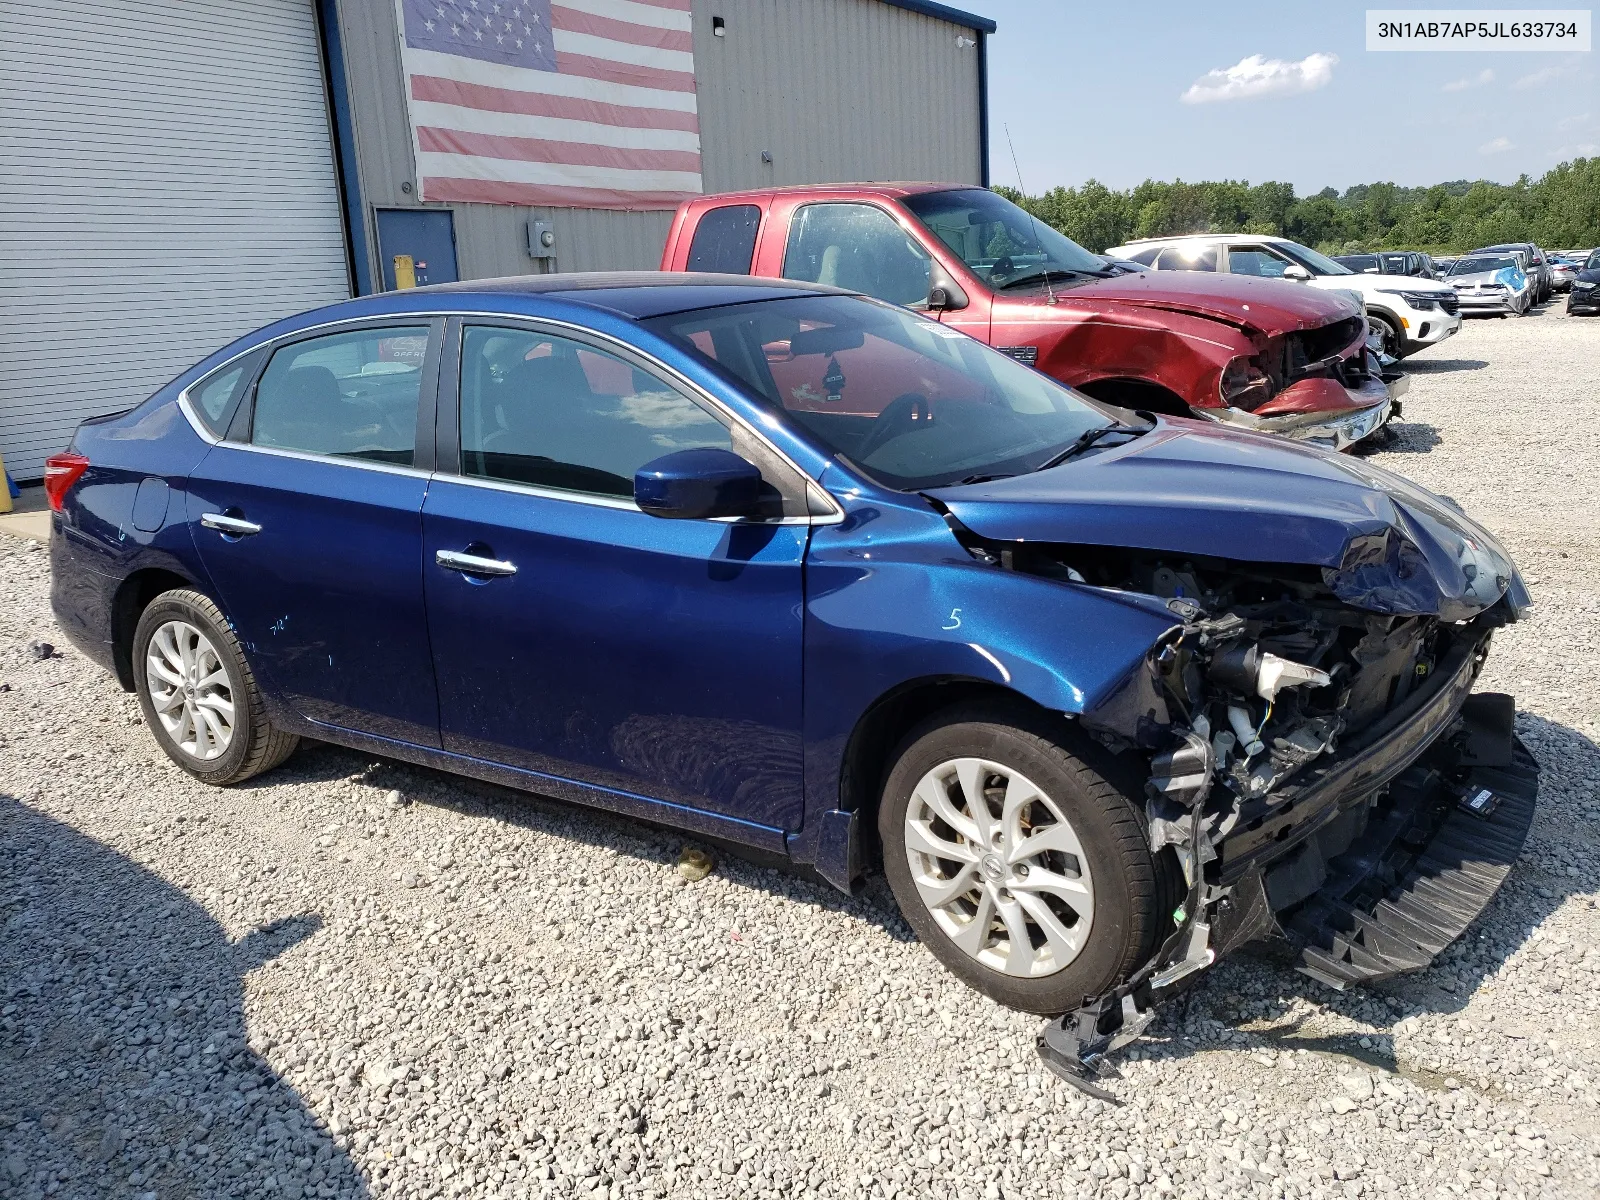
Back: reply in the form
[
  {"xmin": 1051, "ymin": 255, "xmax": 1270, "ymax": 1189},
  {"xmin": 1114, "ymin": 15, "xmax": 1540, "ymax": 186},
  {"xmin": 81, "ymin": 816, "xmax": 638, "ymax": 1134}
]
[{"xmin": 974, "ymin": 541, "xmax": 1535, "ymax": 1100}]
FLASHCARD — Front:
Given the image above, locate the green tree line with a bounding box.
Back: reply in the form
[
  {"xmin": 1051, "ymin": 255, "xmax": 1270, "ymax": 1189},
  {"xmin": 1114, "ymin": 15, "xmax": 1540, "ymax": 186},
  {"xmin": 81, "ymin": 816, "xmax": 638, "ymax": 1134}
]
[{"xmin": 995, "ymin": 157, "xmax": 1600, "ymax": 255}]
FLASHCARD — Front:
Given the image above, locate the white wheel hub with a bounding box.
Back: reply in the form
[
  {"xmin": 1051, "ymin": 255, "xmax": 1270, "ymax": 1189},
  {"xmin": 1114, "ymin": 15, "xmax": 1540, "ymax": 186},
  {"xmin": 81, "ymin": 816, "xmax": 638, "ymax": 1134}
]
[
  {"xmin": 903, "ymin": 756, "xmax": 1095, "ymax": 978},
  {"xmin": 146, "ymin": 619, "xmax": 235, "ymax": 761}
]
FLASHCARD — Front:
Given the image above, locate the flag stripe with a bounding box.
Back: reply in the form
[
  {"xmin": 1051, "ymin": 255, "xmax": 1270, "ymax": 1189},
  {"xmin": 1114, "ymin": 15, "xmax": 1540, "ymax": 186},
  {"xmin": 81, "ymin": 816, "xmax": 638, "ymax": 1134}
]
[
  {"xmin": 409, "ymin": 75, "xmax": 700, "ymax": 134},
  {"xmin": 551, "ymin": 3, "xmax": 692, "ymax": 51},
  {"xmin": 553, "ymin": 49, "xmax": 695, "ymax": 92},
  {"xmin": 422, "ymin": 177, "xmax": 697, "ymax": 209},
  {"xmin": 557, "ymin": 0, "xmax": 691, "ymax": 30},
  {"xmin": 417, "ymin": 125, "xmax": 700, "ymax": 173},
  {"xmin": 552, "ymin": 27, "xmax": 693, "ymax": 72},
  {"xmin": 416, "ymin": 149, "xmax": 700, "ymax": 190},
  {"xmin": 406, "ymin": 45, "xmax": 697, "ymax": 110}
]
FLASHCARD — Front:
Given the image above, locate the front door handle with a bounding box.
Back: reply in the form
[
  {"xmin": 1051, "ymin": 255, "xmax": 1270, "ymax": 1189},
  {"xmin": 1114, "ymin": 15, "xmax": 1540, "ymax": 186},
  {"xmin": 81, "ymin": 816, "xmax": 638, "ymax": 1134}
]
[
  {"xmin": 200, "ymin": 512, "xmax": 262, "ymax": 537},
  {"xmin": 436, "ymin": 548, "xmax": 517, "ymax": 577}
]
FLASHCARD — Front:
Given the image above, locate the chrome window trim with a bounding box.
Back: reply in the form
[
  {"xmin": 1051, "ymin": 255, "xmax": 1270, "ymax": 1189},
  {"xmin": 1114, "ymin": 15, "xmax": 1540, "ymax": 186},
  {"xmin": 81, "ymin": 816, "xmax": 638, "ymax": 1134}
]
[{"xmin": 175, "ymin": 309, "xmax": 847, "ymax": 526}]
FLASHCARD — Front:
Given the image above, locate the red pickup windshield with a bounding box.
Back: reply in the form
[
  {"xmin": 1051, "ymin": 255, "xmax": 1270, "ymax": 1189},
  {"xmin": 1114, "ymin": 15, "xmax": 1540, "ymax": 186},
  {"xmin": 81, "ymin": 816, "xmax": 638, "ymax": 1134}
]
[{"xmin": 645, "ymin": 294, "xmax": 1111, "ymax": 490}]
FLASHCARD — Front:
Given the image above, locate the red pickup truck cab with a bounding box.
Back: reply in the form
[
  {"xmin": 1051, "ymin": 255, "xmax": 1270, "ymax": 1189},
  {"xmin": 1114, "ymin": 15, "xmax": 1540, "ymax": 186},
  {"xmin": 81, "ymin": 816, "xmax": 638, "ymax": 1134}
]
[{"xmin": 661, "ymin": 184, "xmax": 1403, "ymax": 450}]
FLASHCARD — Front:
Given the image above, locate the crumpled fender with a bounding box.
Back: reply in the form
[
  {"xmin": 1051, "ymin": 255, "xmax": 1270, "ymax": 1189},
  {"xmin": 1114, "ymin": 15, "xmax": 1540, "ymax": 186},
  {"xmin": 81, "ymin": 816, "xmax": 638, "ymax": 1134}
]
[
  {"xmin": 798, "ymin": 488, "xmax": 1180, "ymax": 825},
  {"xmin": 1255, "ymin": 376, "xmax": 1372, "ymax": 416}
]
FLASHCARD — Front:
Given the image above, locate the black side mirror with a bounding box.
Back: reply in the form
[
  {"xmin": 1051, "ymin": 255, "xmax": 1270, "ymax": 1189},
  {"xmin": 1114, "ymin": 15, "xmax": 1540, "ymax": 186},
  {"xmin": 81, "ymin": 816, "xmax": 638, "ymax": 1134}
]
[
  {"xmin": 926, "ymin": 260, "xmax": 968, "ymax": 311},
  {"xmin": 635, "ymin": 448, "xmax": 762, "ymax": 520}
]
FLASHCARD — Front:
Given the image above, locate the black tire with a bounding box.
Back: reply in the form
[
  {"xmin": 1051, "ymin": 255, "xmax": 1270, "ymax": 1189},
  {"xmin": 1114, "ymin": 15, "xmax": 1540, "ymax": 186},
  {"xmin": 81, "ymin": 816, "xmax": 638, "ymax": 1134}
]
[
  {"xmin": 132, "ymin": 588, "xmax": 299, "ymax": 786},
  {"xmin": 877, "ymin": 702, "xmax": 1174, "ymax": 1014},
  {"xmin": 1367, "ymin": 313, "xmax": 1403, "ymax": 359}
]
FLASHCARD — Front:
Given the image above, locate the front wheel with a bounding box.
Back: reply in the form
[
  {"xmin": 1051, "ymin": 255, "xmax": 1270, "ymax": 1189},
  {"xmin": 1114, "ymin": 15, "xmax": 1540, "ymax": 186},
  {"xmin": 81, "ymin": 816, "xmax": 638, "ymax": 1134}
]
[
  {"xmin": 877, "ymin": 703, "xmax": 1174, "ymax": 1014},
  {"xmin": 1367, "ymin": 313, "xmax": 1402, "ymax": 359},
  {"xmin": 133, "ymin": 589, "xmax": 298, "ymax": 785}
]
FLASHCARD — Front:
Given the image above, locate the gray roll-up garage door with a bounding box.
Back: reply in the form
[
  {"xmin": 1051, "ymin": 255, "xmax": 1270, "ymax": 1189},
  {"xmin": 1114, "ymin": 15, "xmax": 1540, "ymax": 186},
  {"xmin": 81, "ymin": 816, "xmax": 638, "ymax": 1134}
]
[{"xmin": 0, "ymin": 0, "xmax": 352, "ymax": 480}]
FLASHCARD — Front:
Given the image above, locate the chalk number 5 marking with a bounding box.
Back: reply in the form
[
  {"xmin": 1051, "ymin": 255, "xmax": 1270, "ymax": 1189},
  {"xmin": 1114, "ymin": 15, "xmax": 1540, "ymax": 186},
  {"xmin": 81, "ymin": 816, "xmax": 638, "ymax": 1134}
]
[{"xmin": 942, "ymin": 608, "xmax": 962, "ymax": 631}]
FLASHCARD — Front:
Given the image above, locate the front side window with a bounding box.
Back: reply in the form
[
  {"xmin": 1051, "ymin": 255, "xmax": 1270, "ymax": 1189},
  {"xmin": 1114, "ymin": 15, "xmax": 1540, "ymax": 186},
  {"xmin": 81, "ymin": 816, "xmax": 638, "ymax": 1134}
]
[
  {"xmin": 646, "ymin": 294, "xmax": 1112, "ymax": 491},
  {"xmin": 781, "ymin": 203, "xmax": 933, "ymax": 307},
  {"xmin": 251, "ymin": 327, "xmax": 427, "ymax": 464},
  {"xmin": 1227, "ymin": 246, "xmax": 1293, "ymax": 278},
  {"xmin": 685, "ymin": 204, "xmax": 761, "ymax": 274},
  {"xmin": 1272, "ymin": 240, "xmax": 1354, "ymax": 276},
  {"xmin": 458, "ymin": 325, "xmax": 732, "ymax": 498},
  {"xmin": 902, "ymin": 188, "xmax": 1107, "ymax": 292}
]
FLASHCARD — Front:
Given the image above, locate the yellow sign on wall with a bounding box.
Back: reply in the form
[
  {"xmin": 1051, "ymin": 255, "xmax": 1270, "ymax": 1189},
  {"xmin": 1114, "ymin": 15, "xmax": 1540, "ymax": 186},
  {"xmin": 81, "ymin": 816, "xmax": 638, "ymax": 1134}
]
[{"xmin": 393, "ymin": 254, "xmax": 417, "ymax": 290}]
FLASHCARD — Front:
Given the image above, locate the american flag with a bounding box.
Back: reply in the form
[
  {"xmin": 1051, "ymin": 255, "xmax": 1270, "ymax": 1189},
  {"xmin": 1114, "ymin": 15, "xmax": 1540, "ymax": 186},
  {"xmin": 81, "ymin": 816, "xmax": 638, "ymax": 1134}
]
[{"xmin": 396, "ymin": 0, "xmax": 701, "ymax": 209}]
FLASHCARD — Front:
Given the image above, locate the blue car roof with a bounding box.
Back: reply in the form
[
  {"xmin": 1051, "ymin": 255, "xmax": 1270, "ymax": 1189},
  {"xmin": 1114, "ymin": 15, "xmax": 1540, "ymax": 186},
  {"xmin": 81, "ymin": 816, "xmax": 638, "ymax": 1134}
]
[{"xmin": 406, "ymin": 271, "xmax": 837, "ymax": 319}]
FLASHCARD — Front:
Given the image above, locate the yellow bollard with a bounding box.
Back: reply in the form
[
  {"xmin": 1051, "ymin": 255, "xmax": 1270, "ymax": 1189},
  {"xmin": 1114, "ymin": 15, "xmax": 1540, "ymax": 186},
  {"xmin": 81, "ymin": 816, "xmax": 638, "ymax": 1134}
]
[{"xmin": 0, "ymin": 451, "xmax": 13, "ymax": 514}]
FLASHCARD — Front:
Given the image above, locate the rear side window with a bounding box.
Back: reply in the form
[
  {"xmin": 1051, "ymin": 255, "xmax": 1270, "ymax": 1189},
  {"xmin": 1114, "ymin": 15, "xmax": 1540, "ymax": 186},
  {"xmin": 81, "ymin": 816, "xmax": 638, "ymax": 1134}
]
[
  {"xmin": 685, "ymin": 204, "xmax": 761, "ymax": 274},
  {"xmin": 1125, "ymin": 247, "xmax": 1160, "ymax": 266},
  {"xmin": 251, "ymin": 326, "xmax": 429, "ymax": 465},
  {"xmin": 1154, "ymin": 245, "xmax": 1217, "ymax": 271},
  {"xmin": 187, "ymin": 350, "xmax": 261, "ymax": 437}
]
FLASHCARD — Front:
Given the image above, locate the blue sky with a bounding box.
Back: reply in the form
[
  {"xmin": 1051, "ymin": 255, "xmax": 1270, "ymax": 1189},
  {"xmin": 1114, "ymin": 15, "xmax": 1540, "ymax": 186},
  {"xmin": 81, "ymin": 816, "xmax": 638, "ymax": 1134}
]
[{"xmin": 976, "ymin": 1, "xmax": 1596, "ymax": 194}]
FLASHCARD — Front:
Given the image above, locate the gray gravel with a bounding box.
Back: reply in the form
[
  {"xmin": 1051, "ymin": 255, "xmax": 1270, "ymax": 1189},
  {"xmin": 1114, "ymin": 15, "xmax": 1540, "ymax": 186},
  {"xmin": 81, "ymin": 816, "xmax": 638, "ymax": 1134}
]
[{"xmin": 3, "ymin": 300, "xmax": 1599, "ymax": 1200}]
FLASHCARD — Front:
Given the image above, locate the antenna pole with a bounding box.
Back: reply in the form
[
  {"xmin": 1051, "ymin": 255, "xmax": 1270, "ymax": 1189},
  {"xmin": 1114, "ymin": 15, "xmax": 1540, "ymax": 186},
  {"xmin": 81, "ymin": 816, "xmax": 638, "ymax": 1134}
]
[{"xmin": 1005, "ymin": 123, "xmax": 1056, "ymax": 306}]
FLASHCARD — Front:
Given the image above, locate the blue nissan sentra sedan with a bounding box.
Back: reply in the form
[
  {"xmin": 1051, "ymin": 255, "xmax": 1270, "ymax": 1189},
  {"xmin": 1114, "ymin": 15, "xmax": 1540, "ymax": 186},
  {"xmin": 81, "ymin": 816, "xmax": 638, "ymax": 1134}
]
[{"xmin": 46, "ymin": 273, "xmax": 1537, "ymax": 1086}]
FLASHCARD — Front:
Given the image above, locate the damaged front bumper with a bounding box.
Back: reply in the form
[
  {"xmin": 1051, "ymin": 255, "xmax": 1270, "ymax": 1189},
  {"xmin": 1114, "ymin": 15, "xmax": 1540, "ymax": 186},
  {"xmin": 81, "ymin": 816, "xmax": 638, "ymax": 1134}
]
[
  {"xmin": 1037, "ymin": 627, "xmax": 1537, "ymax": 1099},
  {"xmin": 1206, "ymin": 372, "xmax": 1408, "ymax": 452}
]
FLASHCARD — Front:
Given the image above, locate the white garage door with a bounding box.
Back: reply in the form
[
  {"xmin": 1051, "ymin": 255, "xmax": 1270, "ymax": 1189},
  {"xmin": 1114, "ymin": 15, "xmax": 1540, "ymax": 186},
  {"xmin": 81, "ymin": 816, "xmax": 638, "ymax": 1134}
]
[{"xmin": 0, "ymin": 0, "xmax": 352, "ymax": 480}]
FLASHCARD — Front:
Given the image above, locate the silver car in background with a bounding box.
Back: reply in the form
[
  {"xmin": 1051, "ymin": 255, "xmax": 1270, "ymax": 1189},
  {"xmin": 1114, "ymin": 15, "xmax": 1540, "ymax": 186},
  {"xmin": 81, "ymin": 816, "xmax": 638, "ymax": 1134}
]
[{"xmin": 1446, "ymin": 254, "xmax": 1533, "ymax": 316}]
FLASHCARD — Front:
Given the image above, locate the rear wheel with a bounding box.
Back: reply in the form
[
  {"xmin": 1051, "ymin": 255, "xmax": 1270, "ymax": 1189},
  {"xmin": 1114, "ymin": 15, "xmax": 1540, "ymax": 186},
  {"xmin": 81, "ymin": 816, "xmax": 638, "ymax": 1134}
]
[
  {"xmin": 133, "ymin": 589, "xmax": 298, "ymax": 785},
  {"xmin": 878, "ymin": 703, "xmax": 1173, "ymax": 1014}
]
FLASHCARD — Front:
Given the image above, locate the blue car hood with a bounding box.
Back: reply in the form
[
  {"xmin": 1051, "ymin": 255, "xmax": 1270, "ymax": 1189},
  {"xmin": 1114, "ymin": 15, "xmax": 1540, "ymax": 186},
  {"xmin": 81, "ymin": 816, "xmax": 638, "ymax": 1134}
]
[{"xmin": 927, "ymin": 422, "xmax": 1528, "ymax": 623}]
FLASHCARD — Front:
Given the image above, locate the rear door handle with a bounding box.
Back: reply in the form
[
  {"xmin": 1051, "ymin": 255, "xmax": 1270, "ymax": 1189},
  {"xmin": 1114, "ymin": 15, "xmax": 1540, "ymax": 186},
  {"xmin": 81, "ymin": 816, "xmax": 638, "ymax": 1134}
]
[
  {"xmin": 200, "ymin": 512, "xmax": 262, "ymax": 537},
  {"xmin": 436, "ymin": 549, "xmax": 517, "ymax": 577}
]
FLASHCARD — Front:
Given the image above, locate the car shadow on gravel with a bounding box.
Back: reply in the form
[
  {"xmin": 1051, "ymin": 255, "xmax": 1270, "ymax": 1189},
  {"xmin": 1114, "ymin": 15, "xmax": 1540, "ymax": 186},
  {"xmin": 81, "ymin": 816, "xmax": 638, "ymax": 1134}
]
[
  {"xmin": 0, "ymin": 796, "xmax": 367, "ymax": 1200},
  {"xmin": 1356, "ymin": 421, "xmax": 1442, "ymax": 455},
  {"xmin": 264, "ymin": 740, "xmax": 918, "ymax": 942},
  {"xmin": 1399, "ymin": 358, "xmax": 1489, "ymax": 373},
  {"xmin": 1136, "ymin": 711, "xmax": 1597, "ymax": 1082}
]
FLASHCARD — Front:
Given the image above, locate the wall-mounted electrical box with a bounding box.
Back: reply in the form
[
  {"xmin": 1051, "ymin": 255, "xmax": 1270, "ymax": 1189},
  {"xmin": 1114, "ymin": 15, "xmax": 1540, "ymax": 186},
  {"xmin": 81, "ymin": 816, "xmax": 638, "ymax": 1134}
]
[{"xmin": 527, "ymin": 219, "xmax": 556, "ymax": 262}]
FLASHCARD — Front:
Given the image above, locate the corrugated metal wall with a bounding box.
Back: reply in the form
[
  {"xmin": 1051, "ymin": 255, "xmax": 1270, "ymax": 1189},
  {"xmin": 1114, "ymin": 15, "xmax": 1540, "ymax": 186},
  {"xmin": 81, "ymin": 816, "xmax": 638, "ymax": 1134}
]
[
  {"xmin": 333, "ymin": 0, "xmax": 984, "ymax": 283},
  {"xmin": 692, "ymin": 0, "xmax": 983, "ymax": 193}
]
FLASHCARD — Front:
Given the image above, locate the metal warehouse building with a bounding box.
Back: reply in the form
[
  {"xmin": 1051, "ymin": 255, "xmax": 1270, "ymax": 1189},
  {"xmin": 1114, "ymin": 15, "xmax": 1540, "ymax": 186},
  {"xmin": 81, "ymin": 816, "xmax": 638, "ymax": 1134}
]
[{"xmin": 0, "ymin": 0, "xmax": 994, "ymax": 480}]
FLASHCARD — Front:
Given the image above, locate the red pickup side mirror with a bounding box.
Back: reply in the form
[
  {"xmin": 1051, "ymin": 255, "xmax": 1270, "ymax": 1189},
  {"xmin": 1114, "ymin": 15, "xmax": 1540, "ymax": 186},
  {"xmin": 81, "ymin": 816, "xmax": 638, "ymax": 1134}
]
[{"xmin": 927, "ymin": 261, "xmax": 969, "ymax": 312}]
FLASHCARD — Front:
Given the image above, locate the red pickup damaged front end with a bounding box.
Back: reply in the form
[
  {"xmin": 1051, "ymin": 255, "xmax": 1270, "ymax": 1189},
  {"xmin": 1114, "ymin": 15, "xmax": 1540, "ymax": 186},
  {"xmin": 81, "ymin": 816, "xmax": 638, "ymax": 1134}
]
[{"xmin": 662, "ymin": 183, "xmax": 1404, "ymax": 451}]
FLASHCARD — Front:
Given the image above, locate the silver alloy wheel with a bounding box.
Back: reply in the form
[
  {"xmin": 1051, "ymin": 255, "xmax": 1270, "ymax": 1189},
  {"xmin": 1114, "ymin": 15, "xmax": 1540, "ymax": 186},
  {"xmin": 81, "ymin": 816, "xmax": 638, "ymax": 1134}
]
[
  {"xmin": 903, "ymin": 757, "xmax": 1095, "ymax": 977},
  {"xmin": 146, "ymin": 619, "xmax": 235, "ymax": 761}
]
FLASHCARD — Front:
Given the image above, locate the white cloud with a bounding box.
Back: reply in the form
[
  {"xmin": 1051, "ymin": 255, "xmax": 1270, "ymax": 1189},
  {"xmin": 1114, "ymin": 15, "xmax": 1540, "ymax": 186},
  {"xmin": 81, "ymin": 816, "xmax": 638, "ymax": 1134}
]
[
  {"xmin": 1556, "ymin": 111, "xmax": 1592, "ymax": 130},
  {"xmin": 1180, "ymin": 52, "xmax": 1338, "ymax": 105},
  {"xmin": 1513, "ymin": 62, "xmax": 1577, "ymax": 89},
  {"xmin": 1555, "ymin": 141, "xmax": 1599, "ymax": 157},
  {"xmin": 1479, "ymin": 136, "xmax": 1514, "ymax": 154},
  {"xmin": 1443, "ymin": 68, "xmax": 1494, "ymax": 92}
]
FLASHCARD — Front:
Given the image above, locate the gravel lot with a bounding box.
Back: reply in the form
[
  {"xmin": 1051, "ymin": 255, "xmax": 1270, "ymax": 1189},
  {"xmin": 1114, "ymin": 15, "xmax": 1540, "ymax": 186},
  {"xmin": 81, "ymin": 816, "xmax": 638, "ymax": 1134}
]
[{"xmin": 3, "ymin": 301, "xmax": 1598, "ymax": 1200}]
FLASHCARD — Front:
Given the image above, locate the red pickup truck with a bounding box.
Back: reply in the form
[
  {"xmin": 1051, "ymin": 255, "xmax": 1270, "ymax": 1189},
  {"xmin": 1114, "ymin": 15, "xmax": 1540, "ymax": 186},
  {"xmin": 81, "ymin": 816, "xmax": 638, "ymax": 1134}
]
[{"xmin": 661, "ymin": 184, "xmax": 1403, "ymax": 450}]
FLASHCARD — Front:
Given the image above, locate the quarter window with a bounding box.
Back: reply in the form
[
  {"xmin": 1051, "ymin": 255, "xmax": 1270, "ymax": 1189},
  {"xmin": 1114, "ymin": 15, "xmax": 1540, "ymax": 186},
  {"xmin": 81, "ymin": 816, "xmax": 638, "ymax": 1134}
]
[
  {"xmin": 251, "ymin": 327, "xmax": 427, "ymax": 464},
  {"xmin": 458, "ymin": 326, "xmax": 732, "ymax": 498},
  {"xmin": 782, "ymin": 203, "xmax": 932, "ymax": 307},
  {"xmin": 187, "ymin": 351, "xmax": 261, "ymax": 437},
  {"xmin": 684, "ymin": 204, "xmax": 761, "ymax": 274}
]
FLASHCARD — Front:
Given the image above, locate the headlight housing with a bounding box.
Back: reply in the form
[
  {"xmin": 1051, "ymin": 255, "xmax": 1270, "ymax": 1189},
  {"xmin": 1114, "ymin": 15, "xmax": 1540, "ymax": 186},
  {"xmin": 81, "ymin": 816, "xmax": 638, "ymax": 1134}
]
[{"xmin": 1376, "ymin": 289, "xmax": 1446, "ymax": 311}]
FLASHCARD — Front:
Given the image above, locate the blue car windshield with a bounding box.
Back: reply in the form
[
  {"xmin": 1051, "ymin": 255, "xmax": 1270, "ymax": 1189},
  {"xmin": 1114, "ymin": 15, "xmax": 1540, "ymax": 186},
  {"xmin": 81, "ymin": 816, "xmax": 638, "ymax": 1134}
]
[{"xmin": 645, "ymin": 294, "xmax": 1112, "ymax": 490}]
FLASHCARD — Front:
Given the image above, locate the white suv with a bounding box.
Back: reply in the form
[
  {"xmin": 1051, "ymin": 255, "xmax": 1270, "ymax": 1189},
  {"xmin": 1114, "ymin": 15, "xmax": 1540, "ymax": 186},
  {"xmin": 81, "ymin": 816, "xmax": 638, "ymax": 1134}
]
[{"xmin": 1105, "ymin": 234, "xmax": 1462, "ymax": 360}]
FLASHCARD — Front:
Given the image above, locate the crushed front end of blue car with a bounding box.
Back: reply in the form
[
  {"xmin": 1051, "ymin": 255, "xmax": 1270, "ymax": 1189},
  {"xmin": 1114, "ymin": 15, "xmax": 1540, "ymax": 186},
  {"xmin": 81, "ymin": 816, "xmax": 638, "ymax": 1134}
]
[{"xmin": 927, "ymin": 433, "xmax": 1537, "ymax": 1097}]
